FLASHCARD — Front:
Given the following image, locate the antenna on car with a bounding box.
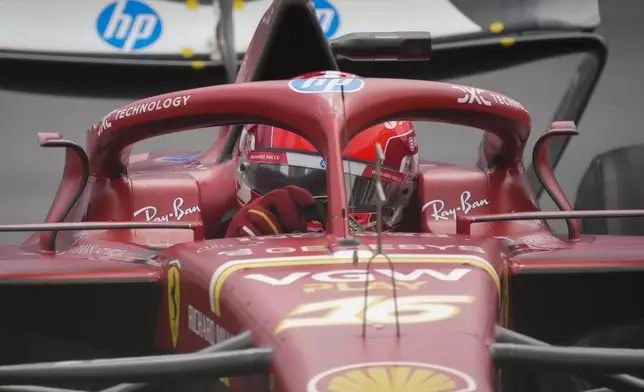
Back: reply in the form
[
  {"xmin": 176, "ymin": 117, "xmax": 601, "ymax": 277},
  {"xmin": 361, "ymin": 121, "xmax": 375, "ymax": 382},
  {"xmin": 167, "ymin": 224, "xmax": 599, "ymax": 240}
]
[
  {"xmin": 361, "ymin": 142, "xmax": 401, "ymax": 338},
  {"xmin": 341, "ymin": 83, "xmax": 355, "ymax": 241},
  {"xmin": 336, "ymin": 84, "xmax": 363, "ymax": 254}
]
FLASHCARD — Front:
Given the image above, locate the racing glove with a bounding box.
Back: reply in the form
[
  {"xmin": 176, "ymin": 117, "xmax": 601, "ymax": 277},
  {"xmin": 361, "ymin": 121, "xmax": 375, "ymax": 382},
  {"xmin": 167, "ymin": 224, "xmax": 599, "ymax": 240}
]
[{"xmin": 226, "ymin": 185, "xmax": 317, "ymax": 237}]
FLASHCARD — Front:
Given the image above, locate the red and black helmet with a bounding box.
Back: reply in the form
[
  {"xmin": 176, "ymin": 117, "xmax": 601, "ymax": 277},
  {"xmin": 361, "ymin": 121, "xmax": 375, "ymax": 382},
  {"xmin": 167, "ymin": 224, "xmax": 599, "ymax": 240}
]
[{"xmin": 236, "ymin": 71, "xmax": 420, "ymax": 231}]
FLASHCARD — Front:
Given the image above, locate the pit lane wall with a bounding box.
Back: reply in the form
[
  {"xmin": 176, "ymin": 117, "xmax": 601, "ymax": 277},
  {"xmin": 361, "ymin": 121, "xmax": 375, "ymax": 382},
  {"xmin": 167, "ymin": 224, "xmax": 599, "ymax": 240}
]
[{"xmin": 157, "ymin": 232, "xmax": 505, "ymax": 392}]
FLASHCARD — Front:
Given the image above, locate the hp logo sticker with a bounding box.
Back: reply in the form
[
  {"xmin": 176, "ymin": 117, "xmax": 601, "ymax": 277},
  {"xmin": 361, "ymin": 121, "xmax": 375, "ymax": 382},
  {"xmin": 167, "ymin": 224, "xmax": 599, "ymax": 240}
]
[
  {"xmin": 97, "ymin": 0, "xmax": 163, "ymax": 51},
  {"xmin": 313, "ymin": 0, "xmax": 339, "ymax": 38},
  {"xmin": 320, "ymin": 159, "xmax": 327, "ymax": 169},
  {"xmin": 289, "ymin": 77, "xmax": 365, "ymax": 94}
]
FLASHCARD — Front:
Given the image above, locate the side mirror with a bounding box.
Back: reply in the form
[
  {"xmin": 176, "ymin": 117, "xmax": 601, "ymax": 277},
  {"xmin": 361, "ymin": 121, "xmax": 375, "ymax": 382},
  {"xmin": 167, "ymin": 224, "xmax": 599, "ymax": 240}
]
[
  {"xmin": 37, "ymin": 133, "xmax": 90, "ymax": 252},
  {"xmin": 532, "ymin": 122, "xmax": 580, "ymax": 240}
]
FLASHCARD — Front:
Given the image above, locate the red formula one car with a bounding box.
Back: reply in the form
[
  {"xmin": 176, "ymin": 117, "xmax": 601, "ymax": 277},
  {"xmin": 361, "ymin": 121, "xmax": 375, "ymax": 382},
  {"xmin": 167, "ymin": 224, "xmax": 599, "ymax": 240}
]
[{"xmin": 2, "ymin": 1, "xmax": 644, "ymax": 392}]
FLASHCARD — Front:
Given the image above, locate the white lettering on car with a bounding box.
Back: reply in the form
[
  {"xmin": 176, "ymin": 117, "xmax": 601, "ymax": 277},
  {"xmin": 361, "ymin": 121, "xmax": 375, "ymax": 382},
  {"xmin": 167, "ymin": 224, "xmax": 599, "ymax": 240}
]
[
  {"xmin": 196, "ymin": 241, "xmax": 269, "ymax": 254},
  {"xmin": 188, "ymin": 305, "xmax": 231, "ymax": 346},
  {"xmin": 232, "ymin": 232, "xmax": 452, "ymax": 240},
  {"xmin": 364, "ymin": 243, "xmax": 486, "ymax": 254},
  {"xmin": 133, "ymin": 197, "xmax": 201, "ymax": 222},
  {"xmin": 422, "ymin": 191, "xmax": 490, "ymax": 220},
  {"xmin": 214, "ymin": 244, "xmax": 486, "ymax": 257},
  {"xmin": 489, "ymin": 93, "xmax": 528, "ymax": 112},
  {"xmin": 64, "ymin": 244, "xmax": 127, "ymax": 257},
  {"xmin": 99, "ymin": 109, "xmax": 117, "ymax": 133},
  {"xmin": 452, "ymin": 86, "xmax": 491, "ymax": 106},
  {"xmin": 98, "ymin": 95, "xmax": 192, "ymax": 136},
  {"xmin": 208, "ymin": 252, "xmax": 498, "ymax": 315},
  {"xmin": 499, "ymin": 233, "xmax": 562, "ymax": 249},
  {"xmin": 452, "ymin": 85, "xmax": 527, "ymax": 113},
  {"xmin": 357, "ymin": 232, "xmax": 452, "ymax": 238},
  {"xmin": 244, "ymin": 268, "xmax": 472, "ymax": 285}
]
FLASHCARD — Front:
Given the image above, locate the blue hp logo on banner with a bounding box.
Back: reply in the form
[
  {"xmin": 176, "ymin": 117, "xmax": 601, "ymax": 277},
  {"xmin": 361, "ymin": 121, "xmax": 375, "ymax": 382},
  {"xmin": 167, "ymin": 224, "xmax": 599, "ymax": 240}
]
[
  {"xmin": 289, "ymin": 77, "xmax": 365, "ymax": 94},
  {"xmin": 97, "ymin": 0, "xmax": 163, "ymax": 51},
  {"xmin": 313, "ymin": 0, "xmax": 339, "ymax": 38}
]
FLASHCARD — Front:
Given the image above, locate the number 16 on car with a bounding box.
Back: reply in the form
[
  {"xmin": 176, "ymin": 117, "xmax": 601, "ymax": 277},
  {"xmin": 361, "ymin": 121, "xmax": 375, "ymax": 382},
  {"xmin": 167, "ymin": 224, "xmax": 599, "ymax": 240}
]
[{"xmin": 275, "ymin": 295, "xmax": 475, "ymax": 334}]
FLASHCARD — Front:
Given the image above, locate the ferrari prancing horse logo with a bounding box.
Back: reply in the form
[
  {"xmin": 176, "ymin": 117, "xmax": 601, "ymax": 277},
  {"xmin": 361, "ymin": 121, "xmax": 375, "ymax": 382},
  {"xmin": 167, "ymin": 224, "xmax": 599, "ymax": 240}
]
[{"xmin": 168, "ymin": 262, "xmax": 181, "ymax": 348}]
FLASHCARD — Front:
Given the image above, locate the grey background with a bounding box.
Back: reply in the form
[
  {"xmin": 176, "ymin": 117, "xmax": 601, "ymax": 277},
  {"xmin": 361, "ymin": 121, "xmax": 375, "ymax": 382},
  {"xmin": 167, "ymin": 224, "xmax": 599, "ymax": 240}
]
[{"xmin": 0, "ymin": 0, "xmax": 641, "ymax": 244}]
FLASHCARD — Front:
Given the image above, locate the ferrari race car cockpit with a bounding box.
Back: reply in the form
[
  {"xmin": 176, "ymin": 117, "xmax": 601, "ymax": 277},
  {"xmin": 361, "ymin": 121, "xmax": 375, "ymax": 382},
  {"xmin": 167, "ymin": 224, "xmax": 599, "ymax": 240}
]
[
  {"xmin": 82, "ymin": 73, "xmax": 542, "ymax": 240},
  {"xmin": 7, "ymin": 1, "xmax": 644, "ymax": 392}
]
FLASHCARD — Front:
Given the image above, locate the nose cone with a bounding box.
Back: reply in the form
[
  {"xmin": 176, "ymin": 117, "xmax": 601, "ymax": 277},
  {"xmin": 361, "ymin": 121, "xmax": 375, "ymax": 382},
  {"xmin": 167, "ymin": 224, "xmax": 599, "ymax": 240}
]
[
  {"xmin": 229, "ymin": 259, "xmax": 499, "ymax": 392},
  {"xmin": 177, "ymin": 233, "xmax": 503, "ymax": 392}
]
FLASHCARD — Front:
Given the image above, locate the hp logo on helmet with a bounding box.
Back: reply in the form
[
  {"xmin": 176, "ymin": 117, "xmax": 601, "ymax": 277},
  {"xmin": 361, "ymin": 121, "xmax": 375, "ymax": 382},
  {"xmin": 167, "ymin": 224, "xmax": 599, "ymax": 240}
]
[
  {"xmin": 314, "ymin": 0, "xmax": 339, "ymax": 38},
  {"xmin": 289, "ymin": 77, "xmax": 365, "ymax": 94},
  {"xmin": 97, "ymin": 0, "xmax": 163, "ymax": 51}
]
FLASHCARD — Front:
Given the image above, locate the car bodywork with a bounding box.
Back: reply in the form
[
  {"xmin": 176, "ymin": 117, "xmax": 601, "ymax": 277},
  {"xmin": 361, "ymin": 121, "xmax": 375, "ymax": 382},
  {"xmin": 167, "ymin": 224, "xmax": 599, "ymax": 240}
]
[{"xmin": 3, "ymin": 1, "xmax": 644, "ymax": 392}]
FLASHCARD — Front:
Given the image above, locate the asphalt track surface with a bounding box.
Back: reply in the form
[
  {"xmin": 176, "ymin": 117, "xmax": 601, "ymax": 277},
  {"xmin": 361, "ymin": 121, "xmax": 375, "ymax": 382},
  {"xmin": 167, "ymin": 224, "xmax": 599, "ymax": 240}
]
[{"xmin": 0, "ymin": 0, "xmax": 641, "ymax": 246}]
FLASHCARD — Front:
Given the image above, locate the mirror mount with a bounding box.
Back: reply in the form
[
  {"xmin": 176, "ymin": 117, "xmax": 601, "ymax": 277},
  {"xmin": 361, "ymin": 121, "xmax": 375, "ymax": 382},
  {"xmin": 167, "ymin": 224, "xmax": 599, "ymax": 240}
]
[
  {"xmin": 37, "ymin": 133, "xmax": 90, "ymax": 252},
  {"xmin": 532, "ymin": 122, "xmax": 580, "ymax": 240}
]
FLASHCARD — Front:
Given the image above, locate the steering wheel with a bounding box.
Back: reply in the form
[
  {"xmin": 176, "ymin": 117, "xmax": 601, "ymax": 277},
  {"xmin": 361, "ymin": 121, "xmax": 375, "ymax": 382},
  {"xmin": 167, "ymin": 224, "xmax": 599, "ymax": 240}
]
[
  {"xmin": 218, "ymin": 195, "xmax": 329, "ymax": 237},
  {"xmin": 299, "ymin": 196, "xmax": 328, "ymax": 231}
]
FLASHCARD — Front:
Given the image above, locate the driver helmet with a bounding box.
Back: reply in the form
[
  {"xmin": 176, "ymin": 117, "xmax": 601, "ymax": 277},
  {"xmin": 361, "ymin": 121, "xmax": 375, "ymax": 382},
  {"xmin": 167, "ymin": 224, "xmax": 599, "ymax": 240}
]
[{"xmin": 236, "ymin": 74, "xmax": 420, "ymax": 232}]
